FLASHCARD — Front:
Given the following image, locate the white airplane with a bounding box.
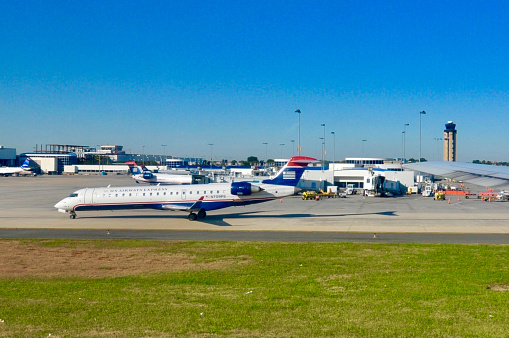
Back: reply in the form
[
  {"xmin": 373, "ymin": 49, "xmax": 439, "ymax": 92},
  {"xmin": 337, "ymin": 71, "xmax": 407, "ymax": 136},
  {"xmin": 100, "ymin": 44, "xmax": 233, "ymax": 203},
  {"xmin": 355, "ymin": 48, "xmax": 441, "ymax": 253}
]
[
  {"xmin": 405, "ymin": 161, "xmax": 509, "ymax": 196},
  {"xmin": 55, "ymin": 156, "xmax": 316, "ymax": 221},
  {"xmin": 126, "ymin": 161, "xmax": 194, "ymax": 185},
  {"xmin": 0, "ymin": 158, "xmax": 32, "ymax": 176}
]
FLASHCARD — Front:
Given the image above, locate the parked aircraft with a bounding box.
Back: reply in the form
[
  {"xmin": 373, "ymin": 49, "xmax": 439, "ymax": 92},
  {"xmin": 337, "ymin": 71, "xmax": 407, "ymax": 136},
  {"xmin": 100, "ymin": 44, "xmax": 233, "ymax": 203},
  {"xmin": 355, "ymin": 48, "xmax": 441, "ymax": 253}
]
[
  {"xmin": 55, "ymin": 156, "xmax": 316, "ymax": 220},
  {"xmin": 0, "ymin": 158, "xmax": 32, "ymax": 176},
  {"xmin": 405, "ymin": 161, "xmax": 509, "ymax": 191},
  {"xmin": 126, "ymin": 161, "xmax": 195, "ymax": 184}
]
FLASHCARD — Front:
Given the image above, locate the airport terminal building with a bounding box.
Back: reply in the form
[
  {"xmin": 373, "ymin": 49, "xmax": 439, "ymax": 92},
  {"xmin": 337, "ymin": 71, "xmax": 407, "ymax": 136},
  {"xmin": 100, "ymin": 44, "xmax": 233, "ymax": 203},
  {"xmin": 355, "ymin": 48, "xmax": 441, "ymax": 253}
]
[
  {"xmin": 0, "ymin": 146, "xmax": 16, "ymax": 167},
  {"xmin": 299, "ymin": 157, "xmax": 415, "ymax": 194}
]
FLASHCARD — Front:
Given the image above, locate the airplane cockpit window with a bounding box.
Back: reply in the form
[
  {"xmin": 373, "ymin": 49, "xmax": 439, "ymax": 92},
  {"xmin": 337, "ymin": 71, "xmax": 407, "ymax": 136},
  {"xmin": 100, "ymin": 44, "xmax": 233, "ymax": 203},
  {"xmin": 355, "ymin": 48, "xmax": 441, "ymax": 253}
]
[{"xmin": 69, "ymin": 193, "xmax": 78, "ymax": 197}]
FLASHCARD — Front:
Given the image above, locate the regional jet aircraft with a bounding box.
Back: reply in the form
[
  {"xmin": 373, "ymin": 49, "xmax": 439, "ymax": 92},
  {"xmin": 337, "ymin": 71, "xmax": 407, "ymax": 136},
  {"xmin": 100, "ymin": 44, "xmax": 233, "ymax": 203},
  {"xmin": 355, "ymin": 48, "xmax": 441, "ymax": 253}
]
[
  {"xmin": 126, "ymin": 161, "xmax": 194, "ymax": 184},
  {"xmin": 0, "ymin": 158, "xmax": 32, "ymax": 176},
  {"xmin": 55, "ymin": 156, "xmax": 316, "ymax": 221}
]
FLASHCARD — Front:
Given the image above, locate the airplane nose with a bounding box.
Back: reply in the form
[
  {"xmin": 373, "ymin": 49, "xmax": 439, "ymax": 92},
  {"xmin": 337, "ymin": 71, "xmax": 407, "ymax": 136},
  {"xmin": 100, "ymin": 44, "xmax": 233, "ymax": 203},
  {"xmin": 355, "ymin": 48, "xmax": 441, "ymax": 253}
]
[{"xmin": 54, "ymin": 199, "xmax": 66, "ymax": 209}]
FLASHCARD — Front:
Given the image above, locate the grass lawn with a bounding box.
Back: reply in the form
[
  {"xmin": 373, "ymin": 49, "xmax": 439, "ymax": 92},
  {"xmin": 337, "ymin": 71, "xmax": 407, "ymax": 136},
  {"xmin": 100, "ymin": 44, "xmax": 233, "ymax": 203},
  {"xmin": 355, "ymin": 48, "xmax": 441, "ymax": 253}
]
[{"xmin": 0, "ymin": 239, "xmax": 508, "ymax": 337}]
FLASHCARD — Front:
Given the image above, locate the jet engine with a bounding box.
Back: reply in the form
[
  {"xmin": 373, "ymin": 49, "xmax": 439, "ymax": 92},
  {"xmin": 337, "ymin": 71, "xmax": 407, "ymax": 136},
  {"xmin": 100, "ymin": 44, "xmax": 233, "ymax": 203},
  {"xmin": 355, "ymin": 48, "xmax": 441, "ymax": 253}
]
[
  {"xmin": 142, "ymin": 172, "xmax": 153, "ymax": 179},
  {"xmin": 230, "ymin": 182, "xmax": 263, "ymax": 195}
]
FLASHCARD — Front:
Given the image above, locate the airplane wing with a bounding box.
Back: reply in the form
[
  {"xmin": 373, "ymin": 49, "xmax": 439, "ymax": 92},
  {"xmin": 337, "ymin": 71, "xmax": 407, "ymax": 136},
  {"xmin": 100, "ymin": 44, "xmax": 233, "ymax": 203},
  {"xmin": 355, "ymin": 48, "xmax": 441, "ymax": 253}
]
[
  {"xmin": 161, "ymin": 196, "xmax": 205, "ymax": 212},
  {"xmin": 405, "ymin": 161, "xmax": 509, "ymax": 190}
]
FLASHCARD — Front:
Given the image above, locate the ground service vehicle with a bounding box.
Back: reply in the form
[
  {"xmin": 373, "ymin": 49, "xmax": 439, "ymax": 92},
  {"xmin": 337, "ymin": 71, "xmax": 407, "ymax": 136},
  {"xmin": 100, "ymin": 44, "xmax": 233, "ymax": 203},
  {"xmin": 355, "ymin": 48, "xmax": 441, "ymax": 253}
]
[
  {"xmin": 319, "ymin": 188, "xmax": 337, "ymax": 198},
  {"xmin": 302, "ymin": 191, "xmax": 320, "ymax": 200}
]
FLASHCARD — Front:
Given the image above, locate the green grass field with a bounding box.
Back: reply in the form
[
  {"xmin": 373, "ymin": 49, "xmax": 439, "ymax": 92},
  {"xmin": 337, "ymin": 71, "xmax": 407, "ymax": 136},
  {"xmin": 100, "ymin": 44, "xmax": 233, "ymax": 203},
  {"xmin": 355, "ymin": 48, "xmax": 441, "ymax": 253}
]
[{"xmin": 0, "ymin": 239, "xmax": 508, "ymax": 337}]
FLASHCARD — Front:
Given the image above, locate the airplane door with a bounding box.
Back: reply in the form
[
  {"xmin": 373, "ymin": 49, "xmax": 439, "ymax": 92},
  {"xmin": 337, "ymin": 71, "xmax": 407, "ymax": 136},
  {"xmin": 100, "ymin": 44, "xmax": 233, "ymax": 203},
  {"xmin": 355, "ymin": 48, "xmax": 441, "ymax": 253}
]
[
  {"xmin": 181, "ymin": 189, "xmax": 186, "ymax": 200},
  {"xmin": 84, "ymin": 189, "xmax": 94, "ymax": 204}
]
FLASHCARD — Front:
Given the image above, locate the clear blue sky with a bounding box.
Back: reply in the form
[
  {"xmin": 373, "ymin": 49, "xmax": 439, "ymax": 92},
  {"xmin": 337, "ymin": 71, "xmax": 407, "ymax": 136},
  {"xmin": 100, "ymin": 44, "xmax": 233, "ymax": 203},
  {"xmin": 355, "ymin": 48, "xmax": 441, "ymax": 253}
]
[{"xmin": 2, "ymin": 1, "xmax": 508, "ymax": 162}]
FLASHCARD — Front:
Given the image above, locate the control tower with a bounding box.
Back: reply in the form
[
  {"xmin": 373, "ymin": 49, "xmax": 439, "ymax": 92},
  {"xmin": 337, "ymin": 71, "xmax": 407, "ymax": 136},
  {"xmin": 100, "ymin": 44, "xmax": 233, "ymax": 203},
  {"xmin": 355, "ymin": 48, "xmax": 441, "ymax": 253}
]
[{"xmin": 443, "ymin": 121, "xmax": 457, "ymax": 161}]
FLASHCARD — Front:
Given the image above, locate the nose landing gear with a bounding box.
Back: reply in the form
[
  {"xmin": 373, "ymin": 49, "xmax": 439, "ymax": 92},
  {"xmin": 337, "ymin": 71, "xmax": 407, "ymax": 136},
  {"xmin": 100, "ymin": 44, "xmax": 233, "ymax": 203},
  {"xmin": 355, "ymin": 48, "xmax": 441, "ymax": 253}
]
[{"xmin": 70, "ymin": 211, "xmax": 77, "ymax": 219}]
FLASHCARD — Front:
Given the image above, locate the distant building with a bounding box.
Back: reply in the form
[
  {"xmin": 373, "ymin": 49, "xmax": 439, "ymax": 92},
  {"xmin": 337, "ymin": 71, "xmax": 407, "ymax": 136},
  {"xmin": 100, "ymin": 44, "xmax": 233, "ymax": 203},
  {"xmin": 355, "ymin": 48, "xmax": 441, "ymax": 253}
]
[
  {"xmin": 0, "ymin": 146, "xmax": 16, "ymax": 166},
  {"xmin": 20, "ymin": 152, "xmax": 78, "ymax": 174},
  {"xmin": 443, "ymin": 121, "xmax": 457, "ymax": 161},
  {"xmin": 166, "ymin": 158, "xmax": 185, "ymax": 168}
]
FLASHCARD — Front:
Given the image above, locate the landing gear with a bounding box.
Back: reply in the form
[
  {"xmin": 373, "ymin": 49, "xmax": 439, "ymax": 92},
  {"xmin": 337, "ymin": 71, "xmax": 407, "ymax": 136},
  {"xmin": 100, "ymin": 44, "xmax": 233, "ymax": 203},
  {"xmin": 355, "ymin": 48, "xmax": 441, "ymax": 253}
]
[
  {"xmin": 70, "ymin": 211, "xmax": 77, "ymax": 219},
  {"xmin": 188, "ymin": 209, "xmax": 206, "ymax": 221}
]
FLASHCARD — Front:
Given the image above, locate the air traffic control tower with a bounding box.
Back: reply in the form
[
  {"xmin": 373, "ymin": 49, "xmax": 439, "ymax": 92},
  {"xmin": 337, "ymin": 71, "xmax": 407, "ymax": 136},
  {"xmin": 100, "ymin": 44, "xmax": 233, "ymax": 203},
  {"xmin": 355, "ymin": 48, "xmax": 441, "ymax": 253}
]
[{"xmin": 443, "ymin": 121, "xmax": 457, "ymax": 161}]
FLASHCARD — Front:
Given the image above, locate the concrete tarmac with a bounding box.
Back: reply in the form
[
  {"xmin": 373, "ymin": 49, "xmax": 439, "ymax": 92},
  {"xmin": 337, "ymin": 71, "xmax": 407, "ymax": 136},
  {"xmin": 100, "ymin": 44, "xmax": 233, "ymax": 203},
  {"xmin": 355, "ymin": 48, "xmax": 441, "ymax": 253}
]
[{"xmin": 1, "ymin": 175, "xmax": 508, "ymax": 243}]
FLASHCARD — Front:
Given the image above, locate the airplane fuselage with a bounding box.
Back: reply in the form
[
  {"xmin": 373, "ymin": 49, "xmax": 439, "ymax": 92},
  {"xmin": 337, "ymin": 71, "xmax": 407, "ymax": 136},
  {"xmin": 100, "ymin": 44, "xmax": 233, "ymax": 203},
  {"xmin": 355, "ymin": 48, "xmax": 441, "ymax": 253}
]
[
  {"xmin": 132, "ymin": 173, "xmax": 193, "ymax": 185},
  {"xmin": 0, "ymin": 167, "xmax": 31, "ymax": 176},
  {"xmin": 55, "ymin": 182, "xmax": 298, "ymax": 214}
]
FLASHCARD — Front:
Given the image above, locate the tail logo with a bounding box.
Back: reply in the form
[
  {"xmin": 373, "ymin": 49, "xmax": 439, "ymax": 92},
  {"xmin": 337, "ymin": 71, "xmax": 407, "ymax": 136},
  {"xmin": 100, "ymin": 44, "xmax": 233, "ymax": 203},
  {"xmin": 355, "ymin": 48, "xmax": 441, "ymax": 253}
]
[{"xmin": 283, "ymin": 171, "xmax": 296, "ymax": 180}]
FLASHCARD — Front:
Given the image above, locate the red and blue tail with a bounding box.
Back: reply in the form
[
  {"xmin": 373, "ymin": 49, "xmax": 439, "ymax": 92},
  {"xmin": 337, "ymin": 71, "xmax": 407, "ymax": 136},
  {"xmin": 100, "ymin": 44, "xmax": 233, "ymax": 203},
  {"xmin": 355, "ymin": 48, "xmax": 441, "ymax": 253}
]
[{"xmin": 262, "ymin": 156, "xmax": 316, "ymax": 186}]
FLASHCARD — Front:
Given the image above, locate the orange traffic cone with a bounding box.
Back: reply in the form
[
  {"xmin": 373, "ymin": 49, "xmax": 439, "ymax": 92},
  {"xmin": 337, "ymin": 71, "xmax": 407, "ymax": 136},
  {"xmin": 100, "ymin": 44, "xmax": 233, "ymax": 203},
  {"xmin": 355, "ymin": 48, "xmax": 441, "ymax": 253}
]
[
  {"xmin": 458, "ymin": 197, "xmax": 461, "ymax": 201},
  {"xmin": 448, "ymin": 199, "xmax": 451, "ymax": 204},
  {"xmin": 280, "ymin": 199, "xmax": 283, "ymax": 203},
  {"xmin": 489, "ymin": 198, "xmax": 491, "ymax": 203}
]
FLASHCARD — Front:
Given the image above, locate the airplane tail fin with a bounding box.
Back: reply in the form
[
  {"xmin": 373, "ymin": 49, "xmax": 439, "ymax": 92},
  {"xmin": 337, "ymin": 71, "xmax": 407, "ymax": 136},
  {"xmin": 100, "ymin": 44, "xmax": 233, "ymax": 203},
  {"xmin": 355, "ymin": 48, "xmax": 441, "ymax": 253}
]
[
  {"xmin": 21, "ymin": 157, "xmax": 31, "ymax": 170},
  {"xmin": 262, "ymin": 156, "xmax": 317, "ymax": 186},
  {"xmin": 125, "ymin": 161, "xmax": 152, "ymax": 176},
  {"xmin": 129, "ymin": 166, "xmax": 142, "ymax": 175}
]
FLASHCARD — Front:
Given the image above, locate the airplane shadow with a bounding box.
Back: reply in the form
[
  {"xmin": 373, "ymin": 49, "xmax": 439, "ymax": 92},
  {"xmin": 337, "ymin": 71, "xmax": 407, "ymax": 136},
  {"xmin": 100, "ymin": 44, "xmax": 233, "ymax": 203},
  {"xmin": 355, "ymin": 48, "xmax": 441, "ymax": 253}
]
[
  {"xmin": 200, "ymin": 210, "xmax": 398, "ymax": 226},
  {"xmin": 78, "ymin": 211, "xmax": 397, "ymax": 226},
  {"xmin": 78, "ymin": 210, "xmax": 397, "ymax": 227}
]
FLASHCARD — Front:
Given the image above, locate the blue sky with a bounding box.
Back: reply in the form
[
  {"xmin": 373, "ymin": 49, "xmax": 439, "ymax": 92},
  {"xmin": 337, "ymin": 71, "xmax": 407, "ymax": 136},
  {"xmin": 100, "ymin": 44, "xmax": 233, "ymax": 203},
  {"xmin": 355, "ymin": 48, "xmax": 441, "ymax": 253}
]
[{"xmin": 1, "ymin": 1, "xmax": 508, "ymax": 162}]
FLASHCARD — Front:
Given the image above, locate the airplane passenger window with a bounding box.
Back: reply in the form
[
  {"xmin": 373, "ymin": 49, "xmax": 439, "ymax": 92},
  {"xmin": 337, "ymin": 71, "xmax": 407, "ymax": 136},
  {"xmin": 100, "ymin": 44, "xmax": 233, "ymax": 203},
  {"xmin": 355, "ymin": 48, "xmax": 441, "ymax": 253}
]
[
  {"xmin": 129, "ymin": 193, "xmax": 132, "ymax": 196},
  {"xmin": 150, "ymin": 193, "xmax": 152, "ymax": 196},
  {"xmin": 189, "ymin": 191, "xmax": 192, "ymax": 194},
  {"xmin": 115, "ymin": 194, "xmax": 118, "ymax": 197},
  {"xmin": 143, "ymin": 193, "xmax": 145, "ymax": 196},
  {"xmin": 157, "ymin": 192, "xmax": 159, "ymax": 196},
  {"xmin": 176, "ymin": 192, "xmax": 179, "ymax": 195}
]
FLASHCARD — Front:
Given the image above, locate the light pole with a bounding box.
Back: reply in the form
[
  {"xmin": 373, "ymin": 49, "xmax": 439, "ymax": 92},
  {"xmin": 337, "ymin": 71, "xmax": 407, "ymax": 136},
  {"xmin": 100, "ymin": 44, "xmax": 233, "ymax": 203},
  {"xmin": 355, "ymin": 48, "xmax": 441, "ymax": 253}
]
[
  {"xmin": 362, "ymin": 139, "xmax": 367, "ymax": 167},
  {"xmin": 403, "ymin": 123, "xmax": 409, "ymax": 162},
  {"xmin": 262, "ymin": 142, "xmax": 268, "ymax": 164},
  {"xmin": 331, "ymin": 131, "xmax": 335, "ymax": 166},
  {"xmin": 419, "ymin": 111, "xmax": 426, "ymax": 162},
  {"xmin": 142, "ymin": 145, "xmax": 145, "ymax": 165},
  {"xmin": 321, "ymin": 123, "xmax": 326, "ymax": 163},
  {"xmin": 319, "ymin": 137, "xmax": 324, "ymax": 171},
  {"xmin": 96, "ymin": 145, "xmax": 101, "ymax": 172},
  {"xmin": 208, "ymin": 143, "xmax": 214, "ymax": 169},
  {"xmin": 290, "ymin": 140, "xmax": 295, "ymax": 156},
  {"xmin": 279, "ymin": 143, "xmax": 285, "ymax": 158},
  {"xmin": 161, "ymin": 144, "xmax": 167, "ymax": 166},
  {"xmin": 295, "ymin": 109, "xmax": 301, "ymax": 155}
]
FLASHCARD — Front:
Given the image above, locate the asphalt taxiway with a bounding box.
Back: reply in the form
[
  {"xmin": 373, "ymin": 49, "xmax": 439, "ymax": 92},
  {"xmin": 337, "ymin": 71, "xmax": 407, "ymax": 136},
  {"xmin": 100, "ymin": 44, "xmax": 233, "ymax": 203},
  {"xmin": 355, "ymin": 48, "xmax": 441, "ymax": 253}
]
[{"xmin": 1, "ymin": 175, "xmax": 508, "ymax": 243}]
